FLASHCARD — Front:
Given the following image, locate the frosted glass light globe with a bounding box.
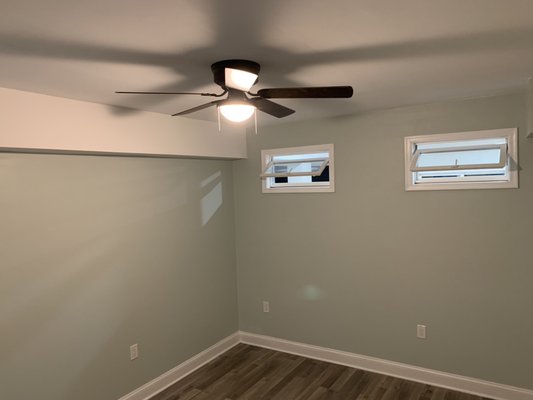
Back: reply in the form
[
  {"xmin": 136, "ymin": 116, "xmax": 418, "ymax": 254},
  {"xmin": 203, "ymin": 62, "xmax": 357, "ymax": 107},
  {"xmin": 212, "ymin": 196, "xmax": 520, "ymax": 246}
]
[{"xmin": 219, "ymin": 104, "xmax": 255, "ymax": 122}]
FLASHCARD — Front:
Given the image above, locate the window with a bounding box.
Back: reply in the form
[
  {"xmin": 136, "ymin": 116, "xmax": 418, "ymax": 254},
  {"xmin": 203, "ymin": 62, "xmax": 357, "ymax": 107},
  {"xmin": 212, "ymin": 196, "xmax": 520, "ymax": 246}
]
[
  {"xmin": 404, "ymin": 128, "xmax": 518, "ymax": 191},
  {"xmin": 261, "ymin": 144, "xmax": 334, "ymax": 193}
]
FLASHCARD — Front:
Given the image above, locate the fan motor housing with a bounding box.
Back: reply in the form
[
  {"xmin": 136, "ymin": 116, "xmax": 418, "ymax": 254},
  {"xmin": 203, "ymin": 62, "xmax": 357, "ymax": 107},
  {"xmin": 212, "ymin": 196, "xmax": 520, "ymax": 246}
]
[{"xmin": 211, "ymin": 59, "xmax": 260, "ymax": 89}]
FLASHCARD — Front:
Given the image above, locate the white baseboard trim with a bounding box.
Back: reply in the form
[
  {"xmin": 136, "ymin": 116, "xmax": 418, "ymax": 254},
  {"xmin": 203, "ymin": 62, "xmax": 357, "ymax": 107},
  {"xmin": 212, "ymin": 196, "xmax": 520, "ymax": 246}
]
[
  {"xmin": 118, "ymin": 332, "xmax": 240, "ymax": 400},
  {"xmin": 118, "ymin": 331, "xmax": 533, "ymax": 400},
  {"xmin": 239, "ymin": 331, "xmax": 533, "ymax": 400}
]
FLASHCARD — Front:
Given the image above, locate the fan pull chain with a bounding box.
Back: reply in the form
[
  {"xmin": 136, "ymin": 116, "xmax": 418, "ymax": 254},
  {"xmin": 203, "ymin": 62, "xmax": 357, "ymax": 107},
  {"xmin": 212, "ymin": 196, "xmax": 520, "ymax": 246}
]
[
  {"xmin": 217, "ymin": 107, "xmax": 221, "ymax": 132},
  {"xmin": 254, "ymin": 108, "xmax": 258, "ymax": 134}
]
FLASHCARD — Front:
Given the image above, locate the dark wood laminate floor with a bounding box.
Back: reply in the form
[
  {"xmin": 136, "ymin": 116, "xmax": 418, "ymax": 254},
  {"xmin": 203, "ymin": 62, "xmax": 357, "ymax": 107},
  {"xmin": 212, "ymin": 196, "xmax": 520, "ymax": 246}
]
[{"xmin": 151, "ymin": 344, "xmax": 493, "ymax": 400}]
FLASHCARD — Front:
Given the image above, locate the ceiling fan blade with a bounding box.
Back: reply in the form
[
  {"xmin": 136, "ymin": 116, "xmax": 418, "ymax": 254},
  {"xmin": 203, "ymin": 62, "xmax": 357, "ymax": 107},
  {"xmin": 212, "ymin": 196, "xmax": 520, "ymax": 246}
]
[
  {"xmin": 257, "ymin": 86, "xmax": 354, "ymax": 99},
  {"xmin": 116, "ymin": 91, "xmax": 224, "ymax": 97},
  {"xmin": 249, "ymin": 98, "xmax": 295, "ymax": 118},
  {"xmin": 172, "ymin": 100, "xmax": 221, "ymax": 116}
]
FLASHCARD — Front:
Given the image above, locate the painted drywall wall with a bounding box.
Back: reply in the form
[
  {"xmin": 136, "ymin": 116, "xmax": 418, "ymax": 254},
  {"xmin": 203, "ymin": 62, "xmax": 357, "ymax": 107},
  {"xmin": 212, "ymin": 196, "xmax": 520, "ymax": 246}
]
[
  {"xmin": 0, "ymin": 87, "xmax": 246, "ymax": 159},
  {"xmin": 233, "ymin": 93, "xmax": 533, "ymax": 390},
  {"xmin": 0, "ymin": 153, "xmax": 238, "ymax": 400}
]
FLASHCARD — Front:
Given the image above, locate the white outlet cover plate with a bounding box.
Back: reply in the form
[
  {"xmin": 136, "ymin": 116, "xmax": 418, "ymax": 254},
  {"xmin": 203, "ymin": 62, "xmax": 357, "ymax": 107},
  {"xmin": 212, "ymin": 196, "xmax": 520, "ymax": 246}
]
[{"xmin": 417, "ymin": 324, "xmax": 427, "ymax": 339}]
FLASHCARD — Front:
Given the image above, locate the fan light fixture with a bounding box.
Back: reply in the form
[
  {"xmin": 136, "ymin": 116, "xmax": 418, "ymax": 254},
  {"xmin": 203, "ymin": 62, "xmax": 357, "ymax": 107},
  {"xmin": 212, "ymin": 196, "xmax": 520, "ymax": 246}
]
[
  {"xmin": 218, "ymin": 103, "xmax": 256, "ymax": 122},
  {"xmin": 116, "ymin": 59, "xmax": 353, "ymax": 126},
  {"xmin": 225, "ymin": 68, "xmax": 258, "ymax": 91}
]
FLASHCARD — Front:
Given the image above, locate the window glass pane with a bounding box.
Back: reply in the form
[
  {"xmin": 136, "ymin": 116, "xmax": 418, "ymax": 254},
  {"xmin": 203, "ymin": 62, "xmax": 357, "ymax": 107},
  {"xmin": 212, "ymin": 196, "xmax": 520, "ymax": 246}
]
[
  {"xmin": 416, "ymin": 148, "xmax": 502, "ymax": 168},
  {"xmin": 417, "ymin": 138, "xmax": 506, "ymax": 150},
  {"xmin": 273, "ymin": 152, "xmax": 329, "ymax": 162},
  {"xmin": 287, "ymin": 176, "xmax": 312, "ymax": 184}
]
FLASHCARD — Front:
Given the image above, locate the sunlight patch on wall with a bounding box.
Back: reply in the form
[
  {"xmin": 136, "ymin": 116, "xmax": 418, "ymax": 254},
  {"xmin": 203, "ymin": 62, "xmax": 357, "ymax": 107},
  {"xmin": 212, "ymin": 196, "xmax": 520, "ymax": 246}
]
[
  {"xmin": 201, "ymin": 171, "xmax": 223, "ymax": 226},
  {"xmin": 299, "ymin": 284, "xmax": 326, "ymax": 301},
  {"xmin": 200, "ymin": 170, "xmax": 222, "ymax": 188}
]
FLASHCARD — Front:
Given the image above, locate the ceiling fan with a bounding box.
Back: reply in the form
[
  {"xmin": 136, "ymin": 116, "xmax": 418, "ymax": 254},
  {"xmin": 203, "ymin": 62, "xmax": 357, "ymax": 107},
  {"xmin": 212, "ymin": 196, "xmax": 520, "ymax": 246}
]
[{"xmin": 116, "ymin": 59, "xmax": 353, "ymax": 123}]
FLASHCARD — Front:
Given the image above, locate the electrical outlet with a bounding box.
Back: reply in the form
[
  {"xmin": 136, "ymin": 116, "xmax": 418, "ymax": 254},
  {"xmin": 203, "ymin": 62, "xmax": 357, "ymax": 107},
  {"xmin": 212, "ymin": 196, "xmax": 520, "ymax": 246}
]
[
  {"xmin": 262, "ymin": 301, "xmax": 270, "ymax": 313},
  {"xmin": 130, "ymin": 343, "xmax": 139, "ymax": 360},
  {"xmin": 417, "ymin": 324, "xmax": 427, "ymax": 339}
]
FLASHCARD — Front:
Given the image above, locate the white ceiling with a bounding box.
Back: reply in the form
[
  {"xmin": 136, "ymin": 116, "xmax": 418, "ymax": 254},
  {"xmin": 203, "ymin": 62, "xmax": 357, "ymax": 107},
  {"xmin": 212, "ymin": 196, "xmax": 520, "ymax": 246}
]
[{"xmin": 1, "ymin": 0, "xmax": 533, "ymax": 125}]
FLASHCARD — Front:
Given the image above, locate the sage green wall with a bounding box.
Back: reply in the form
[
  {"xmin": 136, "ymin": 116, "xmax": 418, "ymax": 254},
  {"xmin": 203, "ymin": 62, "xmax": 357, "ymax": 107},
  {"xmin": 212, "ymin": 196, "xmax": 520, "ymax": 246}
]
[
  {"xmin": 0, "ymin": 154, "xmax": 238, "ymax": 400},
  {"xmin": 233, "ymin": 93, "xmax": 533, "ymax": 389}
]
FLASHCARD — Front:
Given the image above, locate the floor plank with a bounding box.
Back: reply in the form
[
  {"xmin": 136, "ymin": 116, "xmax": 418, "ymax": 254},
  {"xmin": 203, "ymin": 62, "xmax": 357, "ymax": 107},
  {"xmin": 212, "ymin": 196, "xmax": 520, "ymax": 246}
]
[{"xmin": 150, "ymin": 344, "xmax": 493, "ymax": 400}]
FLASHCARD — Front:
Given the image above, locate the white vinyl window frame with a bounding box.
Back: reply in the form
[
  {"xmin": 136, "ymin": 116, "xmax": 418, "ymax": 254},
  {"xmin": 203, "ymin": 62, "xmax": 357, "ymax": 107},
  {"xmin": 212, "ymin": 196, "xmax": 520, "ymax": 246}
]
[
  {"xmin": 261, "ymin": 144, "xmax": 335, "ymax": 193},
  {"xmin": 404, "ymin": 128, "xmax": 518, "ymax": 191}
]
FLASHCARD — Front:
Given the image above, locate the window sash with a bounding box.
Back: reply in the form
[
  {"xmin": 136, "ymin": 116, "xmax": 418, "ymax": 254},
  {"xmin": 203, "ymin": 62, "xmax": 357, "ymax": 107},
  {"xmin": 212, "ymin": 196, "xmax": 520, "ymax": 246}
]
[
  {"xmin": 409, "ymin": 143, "xmax": 507, "ymax": 172},
  {"xmin": 261, "ymin": 157, "xmax": 329, "ymax": 178}
]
